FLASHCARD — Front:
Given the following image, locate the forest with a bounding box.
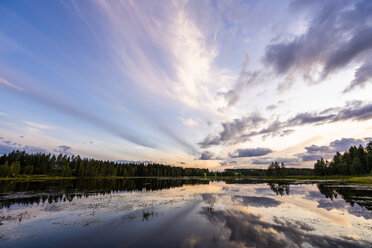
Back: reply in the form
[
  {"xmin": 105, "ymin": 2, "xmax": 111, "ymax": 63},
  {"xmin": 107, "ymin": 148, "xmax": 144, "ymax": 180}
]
[
  {"xmin": 0, "ymin": 151, "xmax": 209, "ymax": 178},
  {"xmin": 314, "ymin": 141, "xmax": 372, "ymax": 176}
]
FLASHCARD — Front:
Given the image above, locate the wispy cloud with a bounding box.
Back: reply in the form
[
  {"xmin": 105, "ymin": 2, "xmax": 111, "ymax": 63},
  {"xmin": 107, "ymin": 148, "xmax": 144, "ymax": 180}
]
[
  {"xmin": 0, "ymin": 76, "xmax": 23, "ymax": 91},
  {"xmin": 1, "ymin": 76, "xmax": 157, "ymax": 149},
  {"xmin": 24, "ymin": 121, "xmax": 53, "ymax": 129}
]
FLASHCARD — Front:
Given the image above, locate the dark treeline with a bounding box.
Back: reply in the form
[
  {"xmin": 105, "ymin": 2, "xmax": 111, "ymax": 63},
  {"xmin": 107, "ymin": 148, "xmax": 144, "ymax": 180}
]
[
  {"xmin": 0, "ymin": 150, "xmax": 209, "ymax": 178},
  {"xmin": 314, "ymin": 141, "xmax": 372, "ymax": 176},
  {"xmin": 222, "ymin": 166, "xmax": 314, "ymax": 177},
  {"xmin": 0, "ymin": 151, "xmax": 315, "ymax": 178}
]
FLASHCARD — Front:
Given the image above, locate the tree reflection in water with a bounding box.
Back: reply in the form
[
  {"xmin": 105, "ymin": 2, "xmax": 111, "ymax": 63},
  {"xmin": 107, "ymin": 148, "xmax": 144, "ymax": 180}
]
[
  {"xmin": 268, "ymin": 182, "xmax": 290, "ymax": 196},
  {"xmin": 0, "ymin": 178, "xmax": 208, "ymax": 209}
]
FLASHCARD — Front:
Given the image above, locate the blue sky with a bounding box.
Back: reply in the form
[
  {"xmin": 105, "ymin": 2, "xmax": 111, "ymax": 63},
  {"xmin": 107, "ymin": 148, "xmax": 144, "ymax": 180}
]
[{"xmin": 0, "ymin": 0, "xmax": 371, "ymax": 170}]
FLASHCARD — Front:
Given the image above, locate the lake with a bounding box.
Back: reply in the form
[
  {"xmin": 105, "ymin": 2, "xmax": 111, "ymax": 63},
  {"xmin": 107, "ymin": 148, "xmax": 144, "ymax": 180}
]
[{"xmin": 0, "ymin": 178, "xmax": 371, "ymax": 247}]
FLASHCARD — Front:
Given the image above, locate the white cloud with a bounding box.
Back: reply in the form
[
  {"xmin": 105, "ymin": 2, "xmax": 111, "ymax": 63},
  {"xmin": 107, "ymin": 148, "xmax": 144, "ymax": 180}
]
[
  {"xmin": 181, "ymin": 117, "xmax": 198, "ymax": 127},
  {"xmin": 23, "ymin": 121, "xmax": 53, "ymax": 130},
  {"xmin": 0, "ymin": 76, "xmax": 23, "ymax": 91}
]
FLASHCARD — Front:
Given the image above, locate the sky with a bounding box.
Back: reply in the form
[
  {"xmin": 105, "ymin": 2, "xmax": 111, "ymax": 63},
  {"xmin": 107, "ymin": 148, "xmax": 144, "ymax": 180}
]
[{"xmin": 0, "ymin": 0, "xmax": 371, "ymax": 170}]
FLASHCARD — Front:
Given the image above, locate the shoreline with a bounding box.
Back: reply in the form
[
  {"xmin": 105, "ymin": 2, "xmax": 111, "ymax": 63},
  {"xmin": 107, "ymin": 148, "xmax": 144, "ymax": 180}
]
[{"xmin": 0, "ymin": 175, "xmax": 371, "ymax": 184}]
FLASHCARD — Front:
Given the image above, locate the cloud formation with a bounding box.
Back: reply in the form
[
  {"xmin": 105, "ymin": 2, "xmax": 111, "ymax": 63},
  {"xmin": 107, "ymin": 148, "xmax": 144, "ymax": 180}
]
[
  {"xmin": 200, "ymin": 101, "xmax": 372, "ymax": 147},
  {"xmin": 229, "ymin": 147, "xmax": 273, "ymax": 158},
  {"xmin": 199, "ymin": 151, "xmax": 215, "ymax": 160},
  {"xmin": 264, "ymin": 0, "xmax": 372, "ymax": 92},
  {"xmin": 199, "ymin": 114, "xmax": 265, "ymax": 148}
]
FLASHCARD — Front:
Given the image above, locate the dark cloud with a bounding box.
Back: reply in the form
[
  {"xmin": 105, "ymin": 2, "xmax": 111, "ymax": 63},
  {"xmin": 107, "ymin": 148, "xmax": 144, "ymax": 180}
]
[
  {"xmin": 229, "ymin": 147, "xmax": 273, "ymax": 158},
  {"xmin": 59, "ymin": 145, "xmax": 71, "ymax": 153},
  {"xmin": 331, "ymin": 102, "xmax": 372, "ymax": 122},
  {"xmin": 297, "ymin": 153, "xmax": 333, "ymax": 162},
  {"xmin": 264, "ymin": 0, "xmax": 372, "ymax": 93},
  {"xmin": 330, "ymin": 138, "xmax": 368, "ymax": 152},
  {"xmin": 198, "ymin": 114, "xmax": 265, "ymax": 148},
  {"xmin": 286, "ymin": 101, "xmax": 372, "ymax": 126},
  {"xmin": 200, "ymin": 151, "xmax": 215, "ymax": 160},
  {"xmin": 280, "ymin": 129, "xmax": 294, "ymax": 136},
  {"xmin": 200, "ymin": 102, "xmax": 372, "ymax": 147},
  {"xmin": 266, "ymin": 104, "xmax": 277, "ymax": 111},
  {"xmin": 296, "ymin": 137, "xmax": 371, "ymax": 162},
  {"xmin": 286, "ymin": 113, "xmax": 334, "ymax": 126},
  {"xmin": 304, "ymin": 145, "xmax": 333, "ymax": 154},
  {"xmin": 344, "ymin": 61, "xmax": 372, "ymax": 93}
]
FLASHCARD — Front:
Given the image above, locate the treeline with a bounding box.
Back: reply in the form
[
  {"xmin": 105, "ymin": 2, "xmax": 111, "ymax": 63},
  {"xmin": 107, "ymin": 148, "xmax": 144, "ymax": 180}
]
[
  {"xmin": 314, "ymin": 141, "xmax": 372, "ymax": 176},
  {"xmin": 221, "ymin": 166, "xmax": 314, "ymax": 177},
  {"xmin": 0, "ymin": 150, "xmax": 209, "ymax": 178}
]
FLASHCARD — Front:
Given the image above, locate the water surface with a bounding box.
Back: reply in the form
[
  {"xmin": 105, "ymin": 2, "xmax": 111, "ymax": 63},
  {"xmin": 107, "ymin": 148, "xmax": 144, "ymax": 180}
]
[{"xmin": 0, "ymin": 178, "xmax": 371, "ymax": 247}]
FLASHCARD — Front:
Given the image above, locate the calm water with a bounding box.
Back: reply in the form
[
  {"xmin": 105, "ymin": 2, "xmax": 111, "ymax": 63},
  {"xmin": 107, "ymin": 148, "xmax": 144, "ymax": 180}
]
[{"xmin": 0, "ymin": 178, "xmax": 371, "ymax": 248}]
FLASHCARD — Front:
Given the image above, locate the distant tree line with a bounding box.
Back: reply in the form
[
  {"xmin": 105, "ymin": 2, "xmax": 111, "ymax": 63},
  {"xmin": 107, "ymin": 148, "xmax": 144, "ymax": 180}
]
[
  {"xmin": 221, "ymin": 166, "xmax": 314, "ymax": 177},
  {"xmin": 0, "ymin": 150, "xmax": 209, "ymax": 178},
  {"xmin": 314, "ymin": 141, "xmax": 372, "ymax": 176}
]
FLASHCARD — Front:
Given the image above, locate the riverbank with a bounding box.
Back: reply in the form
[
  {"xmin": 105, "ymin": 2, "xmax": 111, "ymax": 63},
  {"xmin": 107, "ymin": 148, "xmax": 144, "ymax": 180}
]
[
  {"xmin": 1, "ymin": 174, "xmax": 372, "ymax": 184},
  {"xmin": 259, "ymin": 175, "xmax": 372, "ymax": 184}
]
